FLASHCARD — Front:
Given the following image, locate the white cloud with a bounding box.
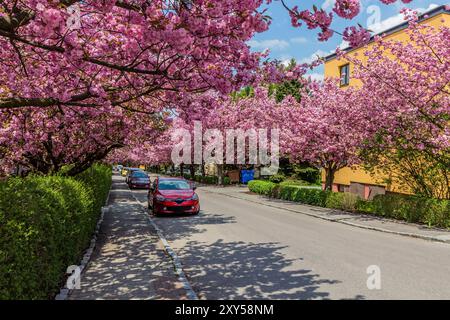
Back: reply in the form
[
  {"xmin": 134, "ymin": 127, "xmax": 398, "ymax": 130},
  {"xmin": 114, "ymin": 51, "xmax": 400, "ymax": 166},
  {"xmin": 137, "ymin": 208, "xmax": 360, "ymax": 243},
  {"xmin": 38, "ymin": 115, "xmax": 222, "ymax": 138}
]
[
  {"xmin": 290, "ymin": 37, "xmax": 308, "ymax": 44},
  {"xmin": 338, "ymin": 40, "xmax": 349, "ymax": 49},
  {"xmin": 299, "ymin": 49, "xmax": 332, "ymax": 64},
  {"xmin": 278, "ymin": 54, "xmax": 294, "ymax": 67},
  {"xmin": 368, "ymin": 3, "xmax": 439, "ymax": 35},
  {"xmin": 321, "ymin": 0, "xmax": 335, "ymax": 11},
  {"xmin": 307, "ymin": 73, "xmax": 325, "ymax": 82},
  {"xmin": 247, "ymin": 39, "xmax": 290, "ymax": 51}
]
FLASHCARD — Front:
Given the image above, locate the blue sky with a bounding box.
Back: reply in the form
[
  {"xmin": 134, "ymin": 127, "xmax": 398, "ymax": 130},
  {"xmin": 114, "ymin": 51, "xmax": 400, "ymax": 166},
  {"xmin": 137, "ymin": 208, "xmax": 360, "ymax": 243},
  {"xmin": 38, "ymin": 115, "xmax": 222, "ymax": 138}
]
[{"xmin": 248, "ymin": 0, "xmax": 448, "ymax": 80}]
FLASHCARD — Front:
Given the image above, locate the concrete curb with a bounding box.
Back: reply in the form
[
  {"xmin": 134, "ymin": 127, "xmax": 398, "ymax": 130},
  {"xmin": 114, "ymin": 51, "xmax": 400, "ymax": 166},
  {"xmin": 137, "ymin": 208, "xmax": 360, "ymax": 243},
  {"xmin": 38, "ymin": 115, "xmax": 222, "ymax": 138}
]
[
  {"xmin": 203, "ymin": 189, "xmax": 450, "ymax": 245},
  {"xmin": 129, "ymin": 191, "xmax": 198, "ymax": 300},
  {"xmin": 55, "ymin": 186, "xmax": 112, "ymax": 300}
]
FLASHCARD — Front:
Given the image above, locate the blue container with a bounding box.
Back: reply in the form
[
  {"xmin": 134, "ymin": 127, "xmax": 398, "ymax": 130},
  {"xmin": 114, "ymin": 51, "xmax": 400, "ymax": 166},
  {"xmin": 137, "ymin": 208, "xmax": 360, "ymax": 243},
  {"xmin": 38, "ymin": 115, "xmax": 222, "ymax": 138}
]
[{"xmin": 241, "ymin": 170, "xmax": 254, "ymax": 184}]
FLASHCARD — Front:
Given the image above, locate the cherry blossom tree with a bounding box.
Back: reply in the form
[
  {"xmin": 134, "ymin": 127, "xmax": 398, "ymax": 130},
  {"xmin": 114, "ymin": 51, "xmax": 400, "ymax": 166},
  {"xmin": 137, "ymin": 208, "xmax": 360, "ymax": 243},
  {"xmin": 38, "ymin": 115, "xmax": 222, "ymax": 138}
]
[
  {"xmin": 107, "ymin": 119, "xmax": 174, "ymax": 168},
  {"xmin": 279, "ymin": 0, "xmax": 414, "ymax": 47},
  {"xmin": 281, "ymin": 79, "xmax": 368, "ymax": 191},
  {"xmin": 344, "ymin": 16, "xmax": 450, "ymax": 198},
  {"xmin": 0, "ymin": 101, "xmax": 169, "ymax": 175},
  {"xmin": 0, "ymin": 0, "xmax": 422, "ymax": 177},
  {"xmin": 0, "ymin": 0, "xmax": 268, "ymax": 110},
  {"xmin": 0, "ymin": 0, "xmax": 268, "ymax": 175}
]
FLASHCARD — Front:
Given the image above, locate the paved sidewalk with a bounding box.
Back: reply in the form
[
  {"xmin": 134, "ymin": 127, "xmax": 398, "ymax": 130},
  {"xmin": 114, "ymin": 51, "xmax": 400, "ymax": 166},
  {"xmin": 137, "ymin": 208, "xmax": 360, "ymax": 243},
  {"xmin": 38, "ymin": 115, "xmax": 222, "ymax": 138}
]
[
  {"xmin": 202, "ymin": 185, "xmax": 450, "ymax": 244},
  {"xmin": 69, "ymin": 175, "xmax": 187, "ymax": 300}
]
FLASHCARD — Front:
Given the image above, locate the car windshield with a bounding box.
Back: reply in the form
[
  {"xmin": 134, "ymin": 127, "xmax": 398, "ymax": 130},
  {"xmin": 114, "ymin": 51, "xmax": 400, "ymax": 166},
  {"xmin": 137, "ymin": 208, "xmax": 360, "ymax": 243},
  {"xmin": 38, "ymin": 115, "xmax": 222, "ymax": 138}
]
[
  {"xmin": 158, "ymin": 180, "xmax": 191, "ymax": 190},
  {"xmin": 132, "ymin": 172, "xmax": 148, "ymax": 178}
]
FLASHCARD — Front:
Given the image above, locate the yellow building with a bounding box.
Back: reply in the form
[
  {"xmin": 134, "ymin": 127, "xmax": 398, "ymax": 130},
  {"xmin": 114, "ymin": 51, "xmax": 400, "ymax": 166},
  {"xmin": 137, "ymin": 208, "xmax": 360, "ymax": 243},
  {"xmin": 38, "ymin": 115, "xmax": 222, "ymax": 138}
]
[{"xmin": 322, "ymin": 5, "xmax": 449, "ymax": 199}]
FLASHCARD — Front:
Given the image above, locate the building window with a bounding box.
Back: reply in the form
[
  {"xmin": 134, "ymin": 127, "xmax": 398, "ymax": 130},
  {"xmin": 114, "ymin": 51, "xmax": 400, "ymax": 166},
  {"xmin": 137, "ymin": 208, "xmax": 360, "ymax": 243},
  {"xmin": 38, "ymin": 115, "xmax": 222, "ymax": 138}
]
[{"xmin": 339, "ymin": 64, "xmax": 350, "ymax": 86}]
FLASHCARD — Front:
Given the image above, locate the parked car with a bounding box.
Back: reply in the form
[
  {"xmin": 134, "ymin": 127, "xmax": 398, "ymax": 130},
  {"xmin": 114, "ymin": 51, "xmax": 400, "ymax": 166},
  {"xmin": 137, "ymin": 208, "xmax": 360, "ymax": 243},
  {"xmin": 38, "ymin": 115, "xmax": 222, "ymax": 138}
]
[
  {"xmin": 121, "ymin": 167, "xmax": 130, "ymax": 176},
  {"xmin": 128, "ymin": 171, "xmax": 151, "ymax": 189},
  {"xmin": 116, "ymin": 164, "xmax": 123, "ymax": 172},
  {"xmin": 125, "ymin": 168, "xmax": 142, "ymax": 183},
  {"xmin": 148, "ymin": 177, "xmax": 199, "ymax": 216}
]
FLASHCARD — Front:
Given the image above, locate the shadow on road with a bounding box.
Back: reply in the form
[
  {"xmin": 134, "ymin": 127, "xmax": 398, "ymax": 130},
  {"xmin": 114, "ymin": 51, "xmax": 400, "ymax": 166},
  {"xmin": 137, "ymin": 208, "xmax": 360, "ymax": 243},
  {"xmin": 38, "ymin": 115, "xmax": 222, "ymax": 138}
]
[
  {"xmin": 70, "ymin": 182, "xmax": 187, "ymax": 300},
  {"xmin": 153, "ymin": 212, "xmax": 237, "ymax": 241},
  {"xmin": 176, "ymin": 239, "xmax": 356, "ymax": 300}
]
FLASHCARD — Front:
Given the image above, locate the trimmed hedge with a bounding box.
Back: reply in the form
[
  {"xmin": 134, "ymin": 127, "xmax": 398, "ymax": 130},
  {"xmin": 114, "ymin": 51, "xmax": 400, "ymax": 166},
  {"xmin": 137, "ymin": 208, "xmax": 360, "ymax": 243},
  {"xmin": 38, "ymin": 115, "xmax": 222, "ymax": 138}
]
[
  {"xmin": 0, "ymin": 165, "xmax": 112, "ymax": 299},
  {"xmin": 278, "ymin": 185, "xmax": 328, "ymax": 206},
  {"xmin": 248, "ymin": 180, "xmax": 450, "ymax": 228},
  {"xmin": 248, "ymin": 180, "xmax": 278, "ymax": 196},
  {"xmin": 359, "ymin": 194, "xmax": 450, "ymax": 227}
]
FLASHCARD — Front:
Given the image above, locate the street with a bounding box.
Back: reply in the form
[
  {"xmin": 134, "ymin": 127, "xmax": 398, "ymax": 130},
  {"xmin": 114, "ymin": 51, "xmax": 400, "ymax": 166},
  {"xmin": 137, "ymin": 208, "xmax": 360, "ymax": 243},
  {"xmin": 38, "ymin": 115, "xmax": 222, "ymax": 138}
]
[{"xmin": 129, "ymin": 175, "xmax": 450, "ymax": 300}]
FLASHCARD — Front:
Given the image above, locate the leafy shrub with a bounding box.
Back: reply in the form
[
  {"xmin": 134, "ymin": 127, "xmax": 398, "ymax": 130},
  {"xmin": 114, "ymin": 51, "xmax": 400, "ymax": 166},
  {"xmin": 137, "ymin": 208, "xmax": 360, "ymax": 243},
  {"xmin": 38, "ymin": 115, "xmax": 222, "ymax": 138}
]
[
  {"xmin": 280, "ymin": 179, "xmax": 312, "ymax": 187},
  {"xmin": 277, "ymin": 184, "xmax": 326, "ymax": 206},
  {"xmin": 325, "ymin": 192, "xmax": 359, "ymax": 211},
  {"xmin": 358, "ymin": 194, "xmax": 450, "ymax": 228},
  {"xmin": 248, "ymin": 180, "xmax": 277, "ymax": 196},
  {"xmin": 269, "ymin": 174, "xmax": 285, "ymax": 183},
  {"xmin": 200, "ymin": 176, "xmax": 218, "ymax": 184},
  {"xmin": 248, "ymin": 180, "xmax": 449, "ymax": 228},
  {"xmin": 251, "ymin": 181, "xmax": 327, "ymax": 206},
  {"xmin": 293, "ymin": 166, "xmax": 321, "ymax": 184},
  {"xmin": 223, "ymin": 177, "xmax": 231, "ymax": 185},
  {"xmin": 76, "ymin": 165, "xmax": 112, "ymax": 215},
  {"xmin": 0, "ymin": 165, "xmax": 111, "ymax": 299},
  {"xmin": 183, "ymin": 173, "xmax": 191, "ymax": 180}
]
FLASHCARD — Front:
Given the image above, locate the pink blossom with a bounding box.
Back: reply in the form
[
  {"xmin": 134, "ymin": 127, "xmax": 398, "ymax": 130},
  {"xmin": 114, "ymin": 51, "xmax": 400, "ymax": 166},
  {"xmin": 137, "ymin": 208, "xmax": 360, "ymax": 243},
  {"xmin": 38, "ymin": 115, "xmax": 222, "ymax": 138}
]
[
  {"xmin": 333, "ymin": 0, "xmax": 361, "ymax": 19},
  {"xmin": 343, "ymin": 25, "xmax": 371, "ymax": 47}
]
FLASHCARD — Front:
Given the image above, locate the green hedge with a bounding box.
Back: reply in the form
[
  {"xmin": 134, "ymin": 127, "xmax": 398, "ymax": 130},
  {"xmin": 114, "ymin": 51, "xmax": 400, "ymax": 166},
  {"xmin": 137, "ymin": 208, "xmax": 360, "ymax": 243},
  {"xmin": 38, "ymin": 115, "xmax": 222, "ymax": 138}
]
[
  {"xmin": 248, "ymin": 180, "xmax": 450, "ymax": 228},
  {"xmin": 0, "ymin": 165, "xmax": 112, "ymax": 299},
  {"xmin": 269, "ymin": 174, "xmax": 285, "ymax": 183},
  {"xmin": 358, "ymin": 194, "xmax": 450, "ymax": 227},
  {"xmin": 279, "ymin": 185, "xmax": 329, "ymax": 206},
  {"xmin": 248, "ymin": 180, "xmax": 278, "ymax": 196}
]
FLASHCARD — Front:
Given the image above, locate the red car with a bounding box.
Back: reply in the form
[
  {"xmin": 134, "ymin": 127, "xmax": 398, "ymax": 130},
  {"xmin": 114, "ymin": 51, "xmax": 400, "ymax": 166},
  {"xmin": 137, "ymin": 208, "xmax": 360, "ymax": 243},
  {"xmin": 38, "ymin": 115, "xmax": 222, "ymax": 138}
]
[{"xmin": 148, "ymin": 177, "xmax": 199, "ymax": 215}]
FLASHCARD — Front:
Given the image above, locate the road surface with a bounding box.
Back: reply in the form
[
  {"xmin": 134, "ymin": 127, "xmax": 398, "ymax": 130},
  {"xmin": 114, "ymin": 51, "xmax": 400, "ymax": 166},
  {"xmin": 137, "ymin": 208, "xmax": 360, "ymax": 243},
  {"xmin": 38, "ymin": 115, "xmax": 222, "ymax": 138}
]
[{"xmin": 131, "ymin": 180, "xmax": 450, "ymax": 300}]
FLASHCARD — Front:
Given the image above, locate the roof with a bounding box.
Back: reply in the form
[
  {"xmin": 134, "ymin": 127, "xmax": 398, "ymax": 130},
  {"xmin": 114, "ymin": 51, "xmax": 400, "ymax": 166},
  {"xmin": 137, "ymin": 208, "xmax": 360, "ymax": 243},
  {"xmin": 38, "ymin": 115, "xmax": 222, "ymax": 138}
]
[{"xmin": 324, "ymin": 4, "xmax": 449, "ymax": 62}]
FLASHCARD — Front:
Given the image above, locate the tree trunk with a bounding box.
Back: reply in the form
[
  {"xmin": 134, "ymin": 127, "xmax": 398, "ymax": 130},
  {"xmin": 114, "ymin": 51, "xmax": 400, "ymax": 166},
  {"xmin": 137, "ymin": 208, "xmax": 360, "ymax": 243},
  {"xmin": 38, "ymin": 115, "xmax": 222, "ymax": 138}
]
[
  {"xmin": 190, "ymin": 164, "xmax": 195, "ymax": 179},
  {"xmin": 217, "ymin": 164, "xmax": 224, "ymax": 185},
  {"xmin": 324, "ymin": 166, "xmax": 336, "ymax": 191},
  {"xmin": 201, "ymin": 161, "xmax": 205, "ymax": 177},
  {"xmin": 180, "ymin": 163, "xmax": 184, "ymax": 177}
]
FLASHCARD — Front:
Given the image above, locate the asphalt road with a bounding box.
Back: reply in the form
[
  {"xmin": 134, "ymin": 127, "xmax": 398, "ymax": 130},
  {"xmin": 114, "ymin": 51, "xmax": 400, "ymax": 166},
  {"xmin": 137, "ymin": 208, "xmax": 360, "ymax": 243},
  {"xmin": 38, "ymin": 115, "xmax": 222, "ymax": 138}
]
[{"xmin": 131, "ymin": 183, "xmax": 450, "ymax": 300}]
